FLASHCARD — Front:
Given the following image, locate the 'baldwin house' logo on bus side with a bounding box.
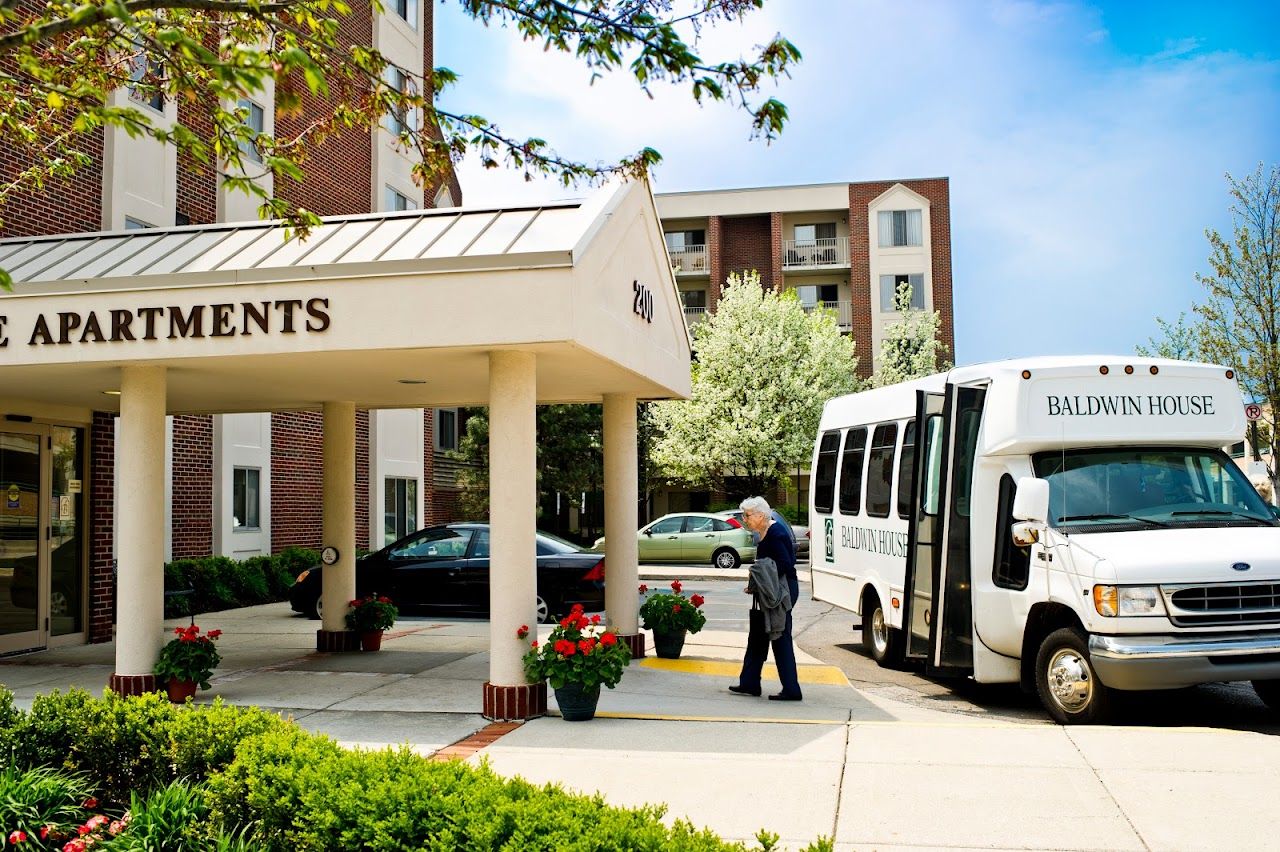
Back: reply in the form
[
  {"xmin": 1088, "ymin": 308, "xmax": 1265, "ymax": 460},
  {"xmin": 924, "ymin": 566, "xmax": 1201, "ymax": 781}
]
[{"xmin": 824, "ymin": 518, "xmax": 835, "ymax": 563}]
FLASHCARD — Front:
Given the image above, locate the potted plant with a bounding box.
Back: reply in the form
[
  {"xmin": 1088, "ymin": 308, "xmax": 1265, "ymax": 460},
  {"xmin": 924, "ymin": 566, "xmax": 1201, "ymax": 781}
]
[
  {"xmin": 345, "ymin": 594, "xmax": 398, "ymax": 651},
  {"xmin": 639, "ymin": 580, "xmax": 706, "ymax": 659},
  {"xmin": 153, "ymin": 624, "xmax": 222, "ymax": 702},
  {"xmin": 522, "ymin": 604, "xmax": 631, "ymax": 721}
]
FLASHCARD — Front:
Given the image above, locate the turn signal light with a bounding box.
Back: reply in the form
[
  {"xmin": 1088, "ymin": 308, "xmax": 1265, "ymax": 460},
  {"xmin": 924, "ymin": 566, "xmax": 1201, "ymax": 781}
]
[{"xmin": 582, "ymin": 559, "xmax": 606, "ymax": 582}]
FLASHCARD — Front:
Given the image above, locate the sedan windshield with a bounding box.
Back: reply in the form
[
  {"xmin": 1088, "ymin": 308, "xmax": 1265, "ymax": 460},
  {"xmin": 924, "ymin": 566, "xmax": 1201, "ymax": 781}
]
[{"xmin": 1032, "ymin": 447, "xmax": 1278, "ymax": 530}]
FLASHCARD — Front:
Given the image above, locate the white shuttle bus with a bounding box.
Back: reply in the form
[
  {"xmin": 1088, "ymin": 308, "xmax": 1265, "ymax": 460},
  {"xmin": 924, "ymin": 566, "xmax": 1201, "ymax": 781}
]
[{"xmin": 809, "ymin": 356, "xmax": 1280, "ymax": 723}]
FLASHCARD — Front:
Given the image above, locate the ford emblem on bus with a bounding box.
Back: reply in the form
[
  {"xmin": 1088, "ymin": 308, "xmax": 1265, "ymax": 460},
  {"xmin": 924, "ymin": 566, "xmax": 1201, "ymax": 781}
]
[{"xmin": 1232, "ymin": 562, "xmax": 1251, "ymax": 572}]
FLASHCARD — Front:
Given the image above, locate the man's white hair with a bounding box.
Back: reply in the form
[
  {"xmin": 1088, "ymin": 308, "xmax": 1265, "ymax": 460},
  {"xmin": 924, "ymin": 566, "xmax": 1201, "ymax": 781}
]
[{"xmin": 739, "ymin": 496, "xmax": 771, "ymax": 516}]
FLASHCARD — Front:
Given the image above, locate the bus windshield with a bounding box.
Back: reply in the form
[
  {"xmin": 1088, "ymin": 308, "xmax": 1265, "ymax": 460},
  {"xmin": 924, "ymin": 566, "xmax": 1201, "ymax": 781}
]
[{"xmin": 1032, "ymin": 447, "xmax": 1278, "ymax": 530}]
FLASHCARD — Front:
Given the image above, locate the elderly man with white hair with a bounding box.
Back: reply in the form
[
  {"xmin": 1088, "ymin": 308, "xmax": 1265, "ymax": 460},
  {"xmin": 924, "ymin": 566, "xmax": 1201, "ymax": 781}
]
[{"xmin": 728, "ymin": 495, "xmax": 803, "ymax": 701}]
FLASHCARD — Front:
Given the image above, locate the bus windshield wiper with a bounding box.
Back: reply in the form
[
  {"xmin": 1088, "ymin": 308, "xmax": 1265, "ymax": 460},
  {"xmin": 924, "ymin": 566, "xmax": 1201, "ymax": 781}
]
[
  {"xmin": 1169, "ymin": 509, "xmax": 1273, "ymax": 525},
  {"xmin": 1057, "ymin": 513, "xmax": 1168, "ymax": 527}
]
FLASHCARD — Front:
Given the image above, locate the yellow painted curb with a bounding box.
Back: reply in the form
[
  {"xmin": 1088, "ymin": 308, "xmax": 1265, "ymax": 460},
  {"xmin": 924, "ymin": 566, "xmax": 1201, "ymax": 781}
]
[
  {"xmin": 638, "ymin": 656, "xmax": 849, "ymax": 686},
  {"xmin": 594, "ymin": 711, "xmax": 844, "ymax": 725}
]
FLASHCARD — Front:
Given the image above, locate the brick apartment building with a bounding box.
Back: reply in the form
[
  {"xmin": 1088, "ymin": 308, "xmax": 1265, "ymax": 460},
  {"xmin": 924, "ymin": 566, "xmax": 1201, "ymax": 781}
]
[
  {"xmin": 0, "ymin": 0, "xmax": 465, "ymax": 647},
  {"xmin": 651, "ymin": 178, "xmax": 955, "ymax": 514}
]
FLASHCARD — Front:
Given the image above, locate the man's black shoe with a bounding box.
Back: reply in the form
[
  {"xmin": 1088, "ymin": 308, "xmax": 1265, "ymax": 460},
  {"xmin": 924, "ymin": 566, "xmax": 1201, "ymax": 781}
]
[
  {"xmin": 768, "ymin": 693, "xmax": 802, "ymax": 701},
  {"xmin": 728, "ymin": 685, "xmax": 761, "ymax": 696}
]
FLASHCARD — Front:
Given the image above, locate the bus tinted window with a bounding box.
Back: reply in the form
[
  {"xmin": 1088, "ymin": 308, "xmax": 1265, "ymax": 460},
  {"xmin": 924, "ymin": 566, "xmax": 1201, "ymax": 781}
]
[
  {"xmin": 813, "ymin": 431, "xmax": 841, "ymax": 513},
  {"xmin": 897, "ymin": 419, "xmax": 916, "ymax": 520},
  {"xmin": 865, "ymin": 423, "xmax": 898, "ymax": 518},
  {"xmin": 838, "ymin": 427, "xmax": 868, "ymax": 514}
]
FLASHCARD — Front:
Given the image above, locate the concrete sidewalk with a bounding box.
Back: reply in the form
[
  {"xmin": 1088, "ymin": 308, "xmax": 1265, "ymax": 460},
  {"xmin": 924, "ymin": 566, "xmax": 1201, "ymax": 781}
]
[{"xmin": 2, "ymin": 602, "xmax": 1277, "ymax": 850}]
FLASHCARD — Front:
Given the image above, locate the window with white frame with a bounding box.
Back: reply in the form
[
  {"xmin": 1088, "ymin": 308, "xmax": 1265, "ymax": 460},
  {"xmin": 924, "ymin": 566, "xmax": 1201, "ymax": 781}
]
[
  {"xmin": 384, "ymin": 477, "xmax": 418, "ymax": 544},
  {"xmin": 237, "ymin": 98, "xmax": 265, "ymax": 164},
  {"xmin": 124, "ymin": 217, "xmax": 154, "ymax": 230},
  {"xmin": 436, "ymin": 408, "xmax": 458, "ymax": 451},
  {"xmin": 385, "ymin": 186, "xmax": 419, "ymax": 212},
  {"xmin": 391, "ymin": 0, "xmax": 418, "ymax": 27},
  {"xmin": 879, "ymin": 273, "xmax": 926, "ymax": 312},
  {"xmin": 232, "ymin": 467, "xmax": 261, "ymax": 529},
  {"xmin": 796, "ymin": 284, "xmax": 840, "ymax": 309},
  {"xmin": 128, "ymin": 44, "xmax": 165, "ymax": 112},
  {"xmin": 382, "ymin": 66, "xmax": 417, "ymax": 136},
  {"xmin": 664, "ymin": 229, "xmax": 705, "ymax": 250},
  {"xmin": 794, "ymin": 223, "xmax": 837, "ymax": 244},
  {"xmin": 877, "ymin": 209, "xmax": 923, "ymax": 247}
]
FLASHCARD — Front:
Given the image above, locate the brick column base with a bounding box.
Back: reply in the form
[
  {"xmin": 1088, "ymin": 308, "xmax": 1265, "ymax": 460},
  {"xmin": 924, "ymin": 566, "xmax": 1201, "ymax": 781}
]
[
  {"xmin": 483, "ymin": 681, "xmax": 547, "ymax": 721},
  {"xmin": 109, "ymin": 673, "xmax": 158, "ymax": 696},
  {"xmin": 316, "ymin": 629, "xmax": 361, "ymax": 652},
  {"xmin": 619, "ymin": 632, "xmax": 646, "ymax": 659}
]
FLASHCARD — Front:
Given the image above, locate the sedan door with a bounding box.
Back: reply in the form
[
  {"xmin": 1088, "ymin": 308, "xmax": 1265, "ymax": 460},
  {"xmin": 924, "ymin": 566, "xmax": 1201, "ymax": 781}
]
[
  {"xmin": 384, "ymin": 527, "xmax": 474, "ymax": 610},
  {"xmin": 639, "ymin": 516, "xmax": 684, "ymax": 562},
  {"xmin": 681, "ymin": 515, "xmax": 720, "ymax": 561}
]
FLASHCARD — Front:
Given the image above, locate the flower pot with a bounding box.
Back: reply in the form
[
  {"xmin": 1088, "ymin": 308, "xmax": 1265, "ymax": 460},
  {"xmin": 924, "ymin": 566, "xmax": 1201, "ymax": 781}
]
[
  {"xmin": 554, "ymin": 682, "xmax": 601, "ymax": 721},
  {"xmin": 166, "ymin": 679, "xmax": 198, "ymax": 704},
  {"xmin": 360, "ymin": 630, "xmax": 384, "ymax": 652},
  {"xmin": 652, "ymin": 628, "xmax": 687, "ymax": 659}
]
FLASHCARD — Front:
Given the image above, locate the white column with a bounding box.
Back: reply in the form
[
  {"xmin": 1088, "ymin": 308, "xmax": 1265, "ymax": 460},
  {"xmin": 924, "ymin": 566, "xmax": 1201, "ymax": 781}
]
[
  {"xmin": 115, "ymin": 365, "xmax": 167, "ymax": 677},
  {"xmin": 321, "ymin": 401, "xmax": 356, "ymax": 633},
  {"xmin": 488, "ymin": 350, "xmax": 536, "ymax": 686},
  {"xmin": 603, "ymin": 394, "xmax": 639, "ymax": 635}
]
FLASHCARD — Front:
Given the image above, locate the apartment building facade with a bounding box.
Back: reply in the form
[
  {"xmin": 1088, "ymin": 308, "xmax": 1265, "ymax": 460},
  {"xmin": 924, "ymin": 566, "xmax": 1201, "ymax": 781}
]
[
  {"xmin": 655, "ymin": 178, "xmax": 955, "ymax": 379},
  {"xmin": 0, "ymin": 0, "xmax": 466, "ymax": 646}
]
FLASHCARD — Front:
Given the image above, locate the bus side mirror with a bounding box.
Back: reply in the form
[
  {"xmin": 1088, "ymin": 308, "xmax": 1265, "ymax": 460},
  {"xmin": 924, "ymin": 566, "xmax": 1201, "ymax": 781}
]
[{"xmin": 1013, "ymin": 477, "xmax": 1050, "ymax": 524}]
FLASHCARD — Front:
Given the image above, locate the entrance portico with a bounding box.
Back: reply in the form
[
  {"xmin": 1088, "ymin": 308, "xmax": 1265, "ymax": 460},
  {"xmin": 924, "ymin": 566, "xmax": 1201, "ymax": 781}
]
[{"xmin": 0, "ymin": 179, "xmax": 691, "ymax": 717}]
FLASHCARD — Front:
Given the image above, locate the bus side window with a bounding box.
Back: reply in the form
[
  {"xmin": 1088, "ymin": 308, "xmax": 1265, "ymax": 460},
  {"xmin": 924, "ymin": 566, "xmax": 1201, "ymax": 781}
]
[
  {"xmin": 838, "ymin": 427, "xmax": 868, "ymax": 515},
  {"xmin": 921, "ymin": 414, "xmax": 944, "ymax": 516},
  {"xmin": 865, "ymin": 423, "xmax": 898, "ymax": 519},
  {"xmin": 896, "ymin": 419, "xmax": 916, "ymax": 520},
  {"xmin": 993, "ymin": 473, "xmax": 1031, "ymax": 590},
  {"xmin": 813, "ymin": 431, "xmax": 842, "ymax": 513}
]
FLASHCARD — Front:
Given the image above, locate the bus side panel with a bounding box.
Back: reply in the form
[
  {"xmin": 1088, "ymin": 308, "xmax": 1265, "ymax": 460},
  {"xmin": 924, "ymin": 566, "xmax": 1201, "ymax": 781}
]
[{"xmin": 810, "ymin": 564, "xmax": 863, "ymax": 615}]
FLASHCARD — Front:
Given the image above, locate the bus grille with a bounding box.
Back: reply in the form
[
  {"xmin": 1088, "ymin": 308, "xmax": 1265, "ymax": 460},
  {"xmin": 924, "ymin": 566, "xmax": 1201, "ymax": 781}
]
[{"xmin": 1164, "ymin": 583, "xmax": 1280, "ymax": 627}]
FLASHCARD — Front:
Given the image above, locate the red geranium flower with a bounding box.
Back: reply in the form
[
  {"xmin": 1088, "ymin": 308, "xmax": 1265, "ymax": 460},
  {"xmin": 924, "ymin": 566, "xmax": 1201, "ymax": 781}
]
[
  {"xmin": 378, "ymin": 596, "xmax": 392, "ymax": 604},
  {"xmin": 672, "ymin": 604, "xmax": 682, "ymax": 613},
  {"xmin": 82, "ymin": 798, "xmax": 97, "ymax": 809},
  {"xmin": 516, "ymin": 625, "xmax": 529, "ymax": 639},
  {"xmin": 577, "ymin": 638, "xmax": 595, "ymax": 654},
  {"xmin": 207, "ymin": 629, "xmax": 222, "ymax": 639},
  {"xmin": 554, "ymin": 639, "xmax": 576, "ymax": 656},
  {"xmin": 9, "ymin": 830, "xmax": 27, "ymax": 844},
  {"xmin": 690, "ymin": 594, "xmax": 705, "ymax": 608},
  {"xmin": 638, "ymin": 584, "xmax": 648, "ymax": 594},
  {"xmin": 590, "ymin": 614, "xmax": 601, "ymax": 624},
  {"xmin": 671, "ymin": 580, "xmax": 683, "ymax": 593},
  {"xmin": 600, "ymin": 632, "xmax": 617, "ymax": 646},
  {"xmin": 530, "ymin": 640, "xmax": 538, "ymax": 648},
  {"xmin": 40, "ymin": 826, "xmax": 52, "ymax": 840}
]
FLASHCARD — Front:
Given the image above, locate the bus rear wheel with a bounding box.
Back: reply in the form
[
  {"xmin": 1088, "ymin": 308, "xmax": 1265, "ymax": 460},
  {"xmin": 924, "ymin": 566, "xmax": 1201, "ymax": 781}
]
[
  {"xmin": 861, "ymin": 590, "xmax": 904, "ymax": 668},
  {"xmin": 1035, "ymin": 627, "xmax": 1113, "ymax": 724}
]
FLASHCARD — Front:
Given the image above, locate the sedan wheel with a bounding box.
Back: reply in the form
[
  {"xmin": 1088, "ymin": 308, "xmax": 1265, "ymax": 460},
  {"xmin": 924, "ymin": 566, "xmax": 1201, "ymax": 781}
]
[
  {"xmin": 713, "ymin": 548, "xmax": 741, "ymax": 571},
  {"xmin": 535, "ymin": 594, "xmax": 551, "ymax": 625}
]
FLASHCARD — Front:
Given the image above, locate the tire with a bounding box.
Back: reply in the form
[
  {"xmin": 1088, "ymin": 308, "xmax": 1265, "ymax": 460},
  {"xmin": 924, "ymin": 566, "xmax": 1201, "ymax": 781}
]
[
  {"xmin": 861, "ymin": 590, "xmax": 904, "ymax": 667},
  {"xmin": 1035, "ymin": 627, "xmax": 1113, "ymax": 724},
  {"xmin": 1252, "ymin": 680, "xmax": 1280, "ymax": 712},
  {"xmin": 712, "ymin": 547, "xmax": 741, "ymax": 571},
  {"xmin": 305, "ymin": 593, "xmax": 322, "ymax": 621},
  {"xmin": 535, "ymin": 594, "xmax": 552, "ymax": 625}
]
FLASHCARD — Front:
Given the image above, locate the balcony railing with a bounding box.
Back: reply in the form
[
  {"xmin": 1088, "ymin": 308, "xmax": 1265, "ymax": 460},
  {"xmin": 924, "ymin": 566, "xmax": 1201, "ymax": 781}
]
[
  {"xmin": 783, "ymin": 237, "xmax": 850, "ymax": 269},
  {"xmin": 683, "ymin": 306, "xmax": 708, "ymax": 326},
  {"xmin": 669, "ymin": 245, "xmax": 708, "ymax": 275},
  {"xmin": 800, "ymin": 300, "xmax": 852, "ymax": 329}
]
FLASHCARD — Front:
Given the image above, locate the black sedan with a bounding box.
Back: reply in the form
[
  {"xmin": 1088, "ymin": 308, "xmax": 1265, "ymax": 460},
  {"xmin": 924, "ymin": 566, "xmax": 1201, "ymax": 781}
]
[{"xmin": 288, "ymin": 523, "xmax": 606, "ymax": 623}]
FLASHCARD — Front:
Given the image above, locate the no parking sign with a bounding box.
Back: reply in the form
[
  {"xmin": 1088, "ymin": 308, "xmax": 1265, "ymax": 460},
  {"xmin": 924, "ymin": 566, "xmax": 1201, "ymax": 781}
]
[{"xmin": 1245, "ymin": 403, "xmax": 1263, "ymax": 421}]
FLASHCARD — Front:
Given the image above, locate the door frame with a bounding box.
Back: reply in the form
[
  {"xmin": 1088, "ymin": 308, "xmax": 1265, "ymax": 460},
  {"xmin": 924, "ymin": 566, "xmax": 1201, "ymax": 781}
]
[
  {"xmin": 0, "ymin": 424, "xmax": 49, "ymax": 655},
  {"xmin": 902, "ymin": 390, "xmax": 945, "ymax": 661}
]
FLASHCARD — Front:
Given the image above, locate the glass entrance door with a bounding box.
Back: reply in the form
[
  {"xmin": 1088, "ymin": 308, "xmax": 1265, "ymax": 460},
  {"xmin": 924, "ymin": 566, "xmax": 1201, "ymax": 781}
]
[
  {"xmin": 50, "ymin": 427, "xmax": 84, "ymax": 637},
  {"xmin": 0, "ymin": 430, "xmax": 44, "ymax": 653}
]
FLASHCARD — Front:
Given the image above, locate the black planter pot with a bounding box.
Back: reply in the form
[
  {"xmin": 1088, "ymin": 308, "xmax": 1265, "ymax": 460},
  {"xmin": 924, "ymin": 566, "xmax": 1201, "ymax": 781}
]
[
  {"xmin": 652, "ymin": 628, "xmax": 687, "ymax": 659},
  {"xmin": 554, "ymin": 681, "xmax": 601, "ymax": 721}
]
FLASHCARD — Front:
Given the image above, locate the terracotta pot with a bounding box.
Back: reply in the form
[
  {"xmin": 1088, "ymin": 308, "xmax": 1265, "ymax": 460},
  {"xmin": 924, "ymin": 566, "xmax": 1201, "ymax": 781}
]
[
  {"xmin": 652, "ymin": 628, "xmax": 687, "ymax": 659},
  {"xmin": 166, "ymin": 679, "xmax": 198, "ymax": 704},
  {"xmin": 360, "ymin": 630, "xmax": 384, "ymax": 652},
  {"xmin": 553, "ymin": 681, "xmax": 601, "ymax": 721}
]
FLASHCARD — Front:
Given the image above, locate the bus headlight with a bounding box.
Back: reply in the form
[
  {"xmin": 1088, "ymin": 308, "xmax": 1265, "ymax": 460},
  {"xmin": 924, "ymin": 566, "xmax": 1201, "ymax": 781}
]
[{"xmin": 1093, "ymin": 585, "xmax": 1164, "ymax": 617}]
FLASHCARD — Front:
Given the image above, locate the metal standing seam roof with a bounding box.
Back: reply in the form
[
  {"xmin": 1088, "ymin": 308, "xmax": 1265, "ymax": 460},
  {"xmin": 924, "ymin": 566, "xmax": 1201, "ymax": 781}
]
[{"xmin": 0, "ymin": 200, "xmax": 591, "ymax": 287}]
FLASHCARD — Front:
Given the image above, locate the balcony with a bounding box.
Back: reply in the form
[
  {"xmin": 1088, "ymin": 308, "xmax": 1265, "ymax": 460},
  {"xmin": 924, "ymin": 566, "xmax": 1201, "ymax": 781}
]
[
  {"xmin": 669, "ymin": 244, "xmax": 708, "ymax": 275},
  {"xmin": 800, "ymin": 300, "xmax": 852, "ymax": 330},
  {"xmin": 683, "ymin": 306, "xmax": 708, "ymax": 327},
  {"xmin": 783, "ymin": 238, "xmax": 849, "ymax": 270}
]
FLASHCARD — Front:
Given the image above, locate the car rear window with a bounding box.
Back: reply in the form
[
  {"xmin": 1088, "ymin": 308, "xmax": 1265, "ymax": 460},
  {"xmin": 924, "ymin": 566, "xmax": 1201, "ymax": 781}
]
[{"xmin": 536, "ymin": 532, "xmax": 583, "ymax": 554}]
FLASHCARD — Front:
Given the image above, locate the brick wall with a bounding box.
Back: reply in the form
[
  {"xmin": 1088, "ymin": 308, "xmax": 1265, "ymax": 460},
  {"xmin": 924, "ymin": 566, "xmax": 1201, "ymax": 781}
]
[
  {"xmin": 270, "ymin": 410, "xmax": 372, "ymax": 551},
  {"xmin": 707, "ymin": 215, "xmax": 725, "ymax": 309},
  {"xmin": 423, "ymin": 408, "xmax": 435, "ymax": 521},
  {"xmin": 170, "ymin": 415, "xmax": 213, "ymax": 558},
  {"xmin": 718, "ymin": 215, "xmax": 775, "ymax": 290},
  {"xmin": 769, "ymin": 212, "xmax": 784, "ymax": 291},
  {"xmin": 849, "ymin": 178, "xmax": 955, "ymax": 380},
  {"xmin": 88, "ymin": 412, "xmax": 115, "ymax": 643},
  {"xmin": 175, "ymin": 100, "xmax": 218, "ymax": 226},
  {"xmin": 355, "ymin": 408, "xmax": 370, "ymax": 549}
]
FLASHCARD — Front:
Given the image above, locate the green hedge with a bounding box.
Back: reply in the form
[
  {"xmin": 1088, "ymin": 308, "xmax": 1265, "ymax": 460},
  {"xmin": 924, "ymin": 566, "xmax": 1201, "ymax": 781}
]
[
  {"xmin": 163, "ymin": 547, "xmax": 318, "ymax": 618},
  {"xmin": 0, "ymin": 688, "xmax": 832, "ymax": 852}
]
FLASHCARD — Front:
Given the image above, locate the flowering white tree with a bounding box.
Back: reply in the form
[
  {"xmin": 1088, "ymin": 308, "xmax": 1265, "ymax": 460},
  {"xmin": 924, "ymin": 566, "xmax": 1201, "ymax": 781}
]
[
  {"xmin": 871, "ymin": 281, "xmax": 950, "ymax": 388},
  {"xmin": 651, "ymin": 271, "xmax": 859, "ymax": 495}
]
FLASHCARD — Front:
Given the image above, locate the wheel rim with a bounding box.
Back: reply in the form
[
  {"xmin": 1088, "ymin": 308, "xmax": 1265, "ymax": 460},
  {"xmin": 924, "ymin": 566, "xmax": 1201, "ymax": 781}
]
[
  {"xmin": 871, "ymin": 606, "xmax": 888, "ymax": 655},
  {"xmin": 536, "ymin": 596, "xmax": 549, "ymax": 624},
  {"xmin": 1047, "ymin": 647, "xmax": 1093, "ymax": 712},
  {"xmin": 715, "ymin": 551, "xmax": 734, "ymax": 569},
  {"xmin": 316, "ymin": 595, "xmax": 324, "ymax": 618}
]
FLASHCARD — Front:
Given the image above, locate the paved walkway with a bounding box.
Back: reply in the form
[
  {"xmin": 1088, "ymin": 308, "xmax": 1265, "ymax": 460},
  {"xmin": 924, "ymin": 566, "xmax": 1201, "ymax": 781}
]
[{"xmin": 2, "ymin": 602, "xmax": 1277, "ymax": 850}]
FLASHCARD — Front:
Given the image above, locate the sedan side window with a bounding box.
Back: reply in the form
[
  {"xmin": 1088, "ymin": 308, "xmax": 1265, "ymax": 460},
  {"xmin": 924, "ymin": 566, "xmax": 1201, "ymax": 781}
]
[
  {"xmin": 686, "ymin": 516, "xmax": 715, "ymax": 533},
  {"xmin": 471, "ymin": 529, "xmax": 490, "ymax": 558},
  {"xmin": 712, "ymin": 518, "xmax": 734, "ymax": 532},
  {"xmin": 390, "ymin": 528, "xmax": 473, "ymax": 559},
  {"xmin": 648, "ymin": 517, "xmax": 683, "ymax": 534}
]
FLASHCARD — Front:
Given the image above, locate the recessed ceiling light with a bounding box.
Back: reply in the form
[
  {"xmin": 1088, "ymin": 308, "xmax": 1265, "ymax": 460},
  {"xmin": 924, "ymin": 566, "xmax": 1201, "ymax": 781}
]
[
  {"xmin": 397, "ymin": 379, "xmax": 428, "ymax": 385},
  {"xmin": 103, "ymin": 389, "xmax": 121, "ymax": 395}
]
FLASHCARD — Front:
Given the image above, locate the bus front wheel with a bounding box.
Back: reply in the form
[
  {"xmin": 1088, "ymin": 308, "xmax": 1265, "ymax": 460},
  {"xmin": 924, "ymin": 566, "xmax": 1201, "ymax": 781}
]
[
  {"xmin": 1035, "ymin": 627, "xmax": 1113, "ymax": 724},
  {"xmin": 861, "ymin": 590, "xmax": 904, "ymax": 668}
]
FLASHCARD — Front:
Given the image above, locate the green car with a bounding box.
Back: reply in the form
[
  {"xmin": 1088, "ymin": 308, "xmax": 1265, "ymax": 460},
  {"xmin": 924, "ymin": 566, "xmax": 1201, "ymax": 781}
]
[{"xmin": 593, "ymin": 512, "xmax": 756, "ymax": 570}]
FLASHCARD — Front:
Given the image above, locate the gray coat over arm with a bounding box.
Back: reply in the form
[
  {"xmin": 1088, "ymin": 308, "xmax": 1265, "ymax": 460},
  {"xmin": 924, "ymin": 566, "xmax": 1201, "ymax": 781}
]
[{"xmin": 748, "ymin": 556, "xmax": 793, "ymax": 640}]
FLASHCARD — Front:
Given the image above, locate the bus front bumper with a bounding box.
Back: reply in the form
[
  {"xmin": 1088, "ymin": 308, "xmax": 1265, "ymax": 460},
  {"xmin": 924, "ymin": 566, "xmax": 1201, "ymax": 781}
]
[{"xmin": 1088, "ymin": 632, "xmax": 1280, "ymax": 691}]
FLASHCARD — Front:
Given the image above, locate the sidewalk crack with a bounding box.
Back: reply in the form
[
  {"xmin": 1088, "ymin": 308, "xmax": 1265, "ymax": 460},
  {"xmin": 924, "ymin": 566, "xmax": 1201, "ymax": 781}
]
[
  {"xmin": 1065, "ymin": 728, "xmax": 1150, "ymax": 851},
  {"xmin": 829, "ymin": 710, "xmax": 853, "ymax": 842}
]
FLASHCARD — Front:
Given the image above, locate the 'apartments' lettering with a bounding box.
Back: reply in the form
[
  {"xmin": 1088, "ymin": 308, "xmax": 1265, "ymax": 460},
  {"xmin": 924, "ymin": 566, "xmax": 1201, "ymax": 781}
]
[{"xmin": 1045, "ymin": 394, "xmax": 1215, "ymax": 417}]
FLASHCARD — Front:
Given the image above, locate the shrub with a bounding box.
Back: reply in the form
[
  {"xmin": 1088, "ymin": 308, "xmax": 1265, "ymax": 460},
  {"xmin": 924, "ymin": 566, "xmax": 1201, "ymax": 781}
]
[{"xmin": 162, "ymin": 547, "xmax": 321, "ymax": 619}]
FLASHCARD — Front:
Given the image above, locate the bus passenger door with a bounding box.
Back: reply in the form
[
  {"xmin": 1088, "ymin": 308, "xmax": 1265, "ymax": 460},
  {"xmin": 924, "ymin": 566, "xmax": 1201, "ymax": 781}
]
[{"xmin": 903, "ymin": 391, "xmax": 945, "ymax": 662}]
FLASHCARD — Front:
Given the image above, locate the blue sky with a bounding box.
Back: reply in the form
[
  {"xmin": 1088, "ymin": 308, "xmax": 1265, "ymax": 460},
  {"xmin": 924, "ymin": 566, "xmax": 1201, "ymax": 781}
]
[{"xmin": 435, "ymin": 1, "xmax": 1280, "ymax": 365}]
